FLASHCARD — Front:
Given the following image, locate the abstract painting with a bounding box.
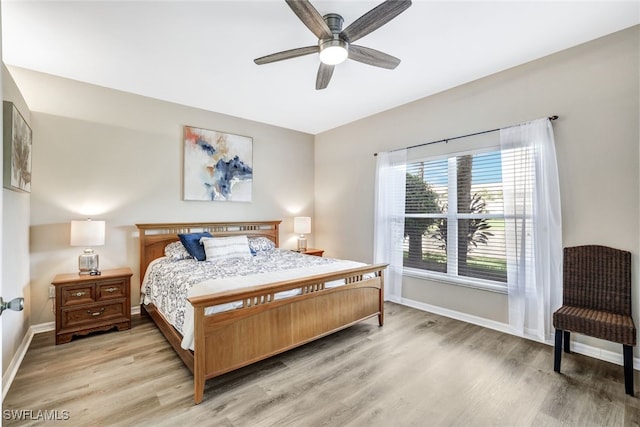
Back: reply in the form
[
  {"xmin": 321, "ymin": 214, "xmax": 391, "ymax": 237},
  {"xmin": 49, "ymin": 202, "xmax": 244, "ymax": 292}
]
[
  {"xmin": 183, "ymin": 126, "xmax": 253, "ymax": 201},
  {"xmin": 3, "ymin": 102, "xmax": 32, "ymax": 193}
]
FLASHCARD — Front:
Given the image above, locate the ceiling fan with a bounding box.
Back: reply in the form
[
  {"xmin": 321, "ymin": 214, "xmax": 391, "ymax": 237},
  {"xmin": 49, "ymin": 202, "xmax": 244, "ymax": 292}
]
[{"xmin": 254, "ymin": 0, "xmax": 412, "ymax": 90}]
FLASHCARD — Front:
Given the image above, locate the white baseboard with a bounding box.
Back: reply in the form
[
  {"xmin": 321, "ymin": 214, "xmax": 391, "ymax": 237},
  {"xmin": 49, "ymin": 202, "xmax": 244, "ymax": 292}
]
[
  {"xmin": 3, "ymin": 307, "xmax": 139, "ymax": 401},
  {"xmin": 1, "ymin": 321, "xmax": 53, "ymax": 401},
  {"xmin": 398, "ymin": 296, "xmax": 640, "ymax": 370},
  {"xmin": 30, "ymin": 321, "xmax": 55, "ymax": 334}
]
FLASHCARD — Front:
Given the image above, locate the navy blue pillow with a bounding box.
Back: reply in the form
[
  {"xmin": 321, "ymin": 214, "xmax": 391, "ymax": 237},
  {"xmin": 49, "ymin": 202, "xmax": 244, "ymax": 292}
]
[{"xmin": 177, "ymin": 232, "xmax": 212, "ymax": 261}]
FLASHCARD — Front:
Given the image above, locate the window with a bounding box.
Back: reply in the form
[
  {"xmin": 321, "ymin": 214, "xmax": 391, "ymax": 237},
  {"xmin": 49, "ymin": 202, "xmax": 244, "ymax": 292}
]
[
  {"xmin": 376, "ymin": 118, "xmax": 561, "ymax": 337},
  {"xmin": 403, "ymin": 149, "xmax": 507, "ymax": 285}
]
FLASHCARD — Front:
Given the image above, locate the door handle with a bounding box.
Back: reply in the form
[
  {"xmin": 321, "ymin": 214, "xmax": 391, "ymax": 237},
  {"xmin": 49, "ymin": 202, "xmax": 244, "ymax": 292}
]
[{"xmin": 0, "ymin": 297, "xmax": 24, "ymax": 316}]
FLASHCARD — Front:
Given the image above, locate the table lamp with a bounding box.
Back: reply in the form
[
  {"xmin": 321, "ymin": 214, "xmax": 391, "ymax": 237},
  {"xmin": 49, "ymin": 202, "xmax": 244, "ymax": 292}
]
[
  {"xmin": 70, "ymin": 219, "xmax": 105, "ymax": 275},
  {"xmin": 293, "ymin": 216, "xmax": 311, "ymax": 251}
]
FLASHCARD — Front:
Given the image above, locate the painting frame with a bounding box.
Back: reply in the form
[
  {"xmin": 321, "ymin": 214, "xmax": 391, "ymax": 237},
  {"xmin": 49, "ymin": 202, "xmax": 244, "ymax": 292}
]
[
  {"xmin": 3, "ymin": 101, "xmax": 32, "ymax": 193},
  {"xmin": 183, "ymin": 125, "xmax": 253, "ymax": 202}
]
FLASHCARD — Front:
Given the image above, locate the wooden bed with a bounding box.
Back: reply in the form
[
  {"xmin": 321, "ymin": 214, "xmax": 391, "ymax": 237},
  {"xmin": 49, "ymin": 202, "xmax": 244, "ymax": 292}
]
[{"xmin": 136, "ymin": 220, "xmax": 387, "ymax": 404}]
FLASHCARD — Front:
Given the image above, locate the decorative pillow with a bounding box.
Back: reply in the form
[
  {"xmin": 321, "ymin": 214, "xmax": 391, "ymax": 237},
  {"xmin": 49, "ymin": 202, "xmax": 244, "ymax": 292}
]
[
  {"xmin": 200, "ymin": 235, "xmax": 253, "ymax": 262},
  {"xmin": 248, "ymin": 236, "xmax": 276, "ymax": 255},
  {"xmin": 178, "ymin": 232, "xmax": 213, "ymax": 261},
  {"xmin": 164, "ymin": 241, "xmax": 192, "ymax": 260}
]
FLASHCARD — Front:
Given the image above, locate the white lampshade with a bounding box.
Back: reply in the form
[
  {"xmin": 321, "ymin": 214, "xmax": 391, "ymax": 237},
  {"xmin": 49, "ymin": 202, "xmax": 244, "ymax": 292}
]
[
  {"xmin": 70, "ymin": 219, "xmax": 106, "ymax": 246},
  {"xmin": 293, "ymin": 217, "xmax": 311, "ymax": 235}
]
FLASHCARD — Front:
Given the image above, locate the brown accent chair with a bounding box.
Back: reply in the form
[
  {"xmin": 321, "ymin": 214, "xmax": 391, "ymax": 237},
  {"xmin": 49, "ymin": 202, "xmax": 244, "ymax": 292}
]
[{"xmin": 553, "ymin": 245, "xmax": 636, "ymax": 396}]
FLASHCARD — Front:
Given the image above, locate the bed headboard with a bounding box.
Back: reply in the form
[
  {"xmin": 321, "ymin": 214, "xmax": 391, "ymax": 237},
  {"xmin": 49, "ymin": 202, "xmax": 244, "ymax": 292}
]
[{"xmin": 135, "ymin": 220, "xmax": 281, "ymax": 284}]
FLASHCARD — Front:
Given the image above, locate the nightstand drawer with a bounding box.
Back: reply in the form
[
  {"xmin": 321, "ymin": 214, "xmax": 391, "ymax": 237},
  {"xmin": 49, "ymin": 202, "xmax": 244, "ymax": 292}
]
[
  {"xmin": 52, "ymin": 267, "xmax": 133, "ymax": 344},
  {"xmin": 61, "ymin": 285, "xmax": 95, "ymax": 306},
  {"xmin": 97, "ymin": 280, "xmax": 126, "ymax": 300},
  {"xmin": 61, "ymin": 300, "xmax": 127, "ymax": 329}
]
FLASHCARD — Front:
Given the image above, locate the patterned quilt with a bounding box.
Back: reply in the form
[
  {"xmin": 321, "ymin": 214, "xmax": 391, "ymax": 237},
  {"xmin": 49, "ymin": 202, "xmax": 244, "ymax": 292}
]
[{"xmin": 141, "ymin": 248, "xmax": 347, "ymax": 337}]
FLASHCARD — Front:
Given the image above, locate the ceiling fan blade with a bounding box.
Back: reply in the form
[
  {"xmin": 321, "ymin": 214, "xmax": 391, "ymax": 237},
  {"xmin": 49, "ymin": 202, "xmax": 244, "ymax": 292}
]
[
  {"xmin": 285, "ymin": 0, "xmax": 333, "ymax": 40},
  {"xmin": 349, "ymin": 45, "xmax": 401, "ymax": 69},
  {"xmin": 316, "ymin": 63, "xmax": 334, "ymax": 90},
  {"xmin": 254, "ymin": 45, "xmax": 319, "ymax": 65},
  {"xmin": 340, "ymin": 0, "xmax": 412, "ymax": 43}
]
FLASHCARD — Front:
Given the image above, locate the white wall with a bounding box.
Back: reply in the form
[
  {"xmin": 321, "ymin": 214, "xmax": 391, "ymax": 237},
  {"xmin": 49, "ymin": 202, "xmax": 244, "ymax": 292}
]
[
  {"xmin": 315, "ymin": 27, "xmax": 640, "ymax": 351},
  {"xmin": 7, "ymin": 67, "xmax": 315, "ymax": 325},
  {"xmin": 2, "ymin": 66, "xmax": 31, "ymax": 373}
]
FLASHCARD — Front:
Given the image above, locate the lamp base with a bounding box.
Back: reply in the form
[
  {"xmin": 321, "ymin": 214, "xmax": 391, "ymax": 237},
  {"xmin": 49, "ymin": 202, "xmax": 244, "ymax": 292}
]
[
  {"xmin": 297, "ymin": 236, "xmax": 307, "ymax": 252},
  {"xmin": 78, "ymin": 249, "xmax": 100, "ymax": 275}
]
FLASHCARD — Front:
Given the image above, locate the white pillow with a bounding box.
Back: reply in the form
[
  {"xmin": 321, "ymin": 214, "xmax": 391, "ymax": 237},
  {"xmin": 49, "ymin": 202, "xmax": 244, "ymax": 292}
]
[{"xmin": 200, "ymin": 235, "xmax": 253, "ymax": 262}]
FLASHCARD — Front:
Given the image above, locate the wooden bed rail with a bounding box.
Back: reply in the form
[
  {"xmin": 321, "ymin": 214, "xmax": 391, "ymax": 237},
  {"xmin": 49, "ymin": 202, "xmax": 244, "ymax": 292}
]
[{"xmin": 188, "ymin": 263, "xmax": 388, "ymax": 308}]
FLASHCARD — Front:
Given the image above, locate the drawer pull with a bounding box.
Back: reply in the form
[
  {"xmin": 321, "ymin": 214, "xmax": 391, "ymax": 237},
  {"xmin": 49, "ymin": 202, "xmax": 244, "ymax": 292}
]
[
  {"xmin": 104, "ymin": 287, "xmax": 118, "ymax": 293},
  {"xmin": 87, "ymin": 308, "xmax": 105, "ymax": 316},
  {"xmin": 72, "ymin": 291, "xmax": 87, "ymax": 297}
]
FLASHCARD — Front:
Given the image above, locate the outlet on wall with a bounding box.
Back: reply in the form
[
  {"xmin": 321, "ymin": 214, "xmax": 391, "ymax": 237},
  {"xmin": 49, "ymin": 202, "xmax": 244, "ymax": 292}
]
[{"xmin": 48, "ymin": 285, "xmax": 55, "ymax": 299}]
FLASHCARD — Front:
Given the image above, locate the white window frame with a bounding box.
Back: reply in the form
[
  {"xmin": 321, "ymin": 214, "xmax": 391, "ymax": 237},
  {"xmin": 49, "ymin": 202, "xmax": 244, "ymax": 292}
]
[{"xmin": 403, "ymin": 147, "xmax": 508, "ymax": 293}]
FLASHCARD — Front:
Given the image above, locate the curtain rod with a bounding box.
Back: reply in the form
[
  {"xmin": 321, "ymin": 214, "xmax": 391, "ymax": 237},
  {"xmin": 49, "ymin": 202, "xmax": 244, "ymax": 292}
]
[{"xmin": 373, "ymin": 115, "xmax": 559, "ymax": 156}]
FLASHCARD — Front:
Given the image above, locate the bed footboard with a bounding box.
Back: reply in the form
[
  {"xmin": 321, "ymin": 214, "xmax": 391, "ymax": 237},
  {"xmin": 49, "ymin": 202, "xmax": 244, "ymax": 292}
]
[{"xmin": 189, "ymin": 264, "xmax": 386, "ymax": 404}]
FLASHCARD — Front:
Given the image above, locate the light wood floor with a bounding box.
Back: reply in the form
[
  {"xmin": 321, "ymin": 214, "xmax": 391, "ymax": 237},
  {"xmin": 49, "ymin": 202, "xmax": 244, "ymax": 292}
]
[{"xmin": 5, "ymin": 302, "xmax": 640, "ymax": 426}]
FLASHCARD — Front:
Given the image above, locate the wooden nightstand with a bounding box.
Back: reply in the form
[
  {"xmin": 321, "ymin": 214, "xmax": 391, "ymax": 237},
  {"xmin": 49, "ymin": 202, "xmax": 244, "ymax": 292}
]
[
  {"xmin": 52, "ymin": 267, "xmax": 133, "ymax": 345},
  {"xmin": 300, "ymin": 248, "xmax": 324, "ymax": 257}
]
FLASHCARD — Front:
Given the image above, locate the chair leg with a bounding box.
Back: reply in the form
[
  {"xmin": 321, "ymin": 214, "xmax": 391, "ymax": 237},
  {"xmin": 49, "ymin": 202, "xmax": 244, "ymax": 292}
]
[
  {"xmin": 563, "ymin": 331, "xmax": 571, "ymax": 353},
  {"xmin": 623, "ymin": 345, "xmax": 634, "ymax": 396},
  {"xmin": 554, "ymin": 329, "xmax": 563, "ymax": 373}
]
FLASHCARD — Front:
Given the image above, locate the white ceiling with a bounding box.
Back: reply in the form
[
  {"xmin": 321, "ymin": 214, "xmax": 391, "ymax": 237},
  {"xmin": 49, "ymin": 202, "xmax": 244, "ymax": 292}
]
[{"xmin": 2, "ymin": 1, "xmax": 639, "ymax": 134}]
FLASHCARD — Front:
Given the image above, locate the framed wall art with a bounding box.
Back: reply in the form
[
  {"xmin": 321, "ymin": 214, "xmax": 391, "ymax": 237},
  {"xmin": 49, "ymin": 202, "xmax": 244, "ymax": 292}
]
[
  {"xmin": 183, "ymin": 125, "xmax": 253, "ymax": 201},
  {"xmin": 3, "ymin": 101, "xmax": 32, "ymax": 193}
]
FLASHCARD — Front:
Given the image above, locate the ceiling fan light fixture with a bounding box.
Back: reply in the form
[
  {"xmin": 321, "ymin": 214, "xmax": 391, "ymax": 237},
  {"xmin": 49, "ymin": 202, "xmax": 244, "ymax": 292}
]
[
  {"xmin": 254, "ymin": 0, "xmax": 413, "ymax": 89},
  {"xmin": 319, "ymin": 39, "xmax": 348, "ymax": 65}
]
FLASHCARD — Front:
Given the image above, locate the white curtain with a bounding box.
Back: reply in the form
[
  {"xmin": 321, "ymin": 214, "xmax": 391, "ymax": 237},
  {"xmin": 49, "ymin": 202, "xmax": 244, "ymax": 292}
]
[
  {"xmin": 501, "ymin": 118, "xmax": 562, "ymax": 342},
  {"xmin": 373, "ymin": 149, "xmax": 407, "ymax": 302}
]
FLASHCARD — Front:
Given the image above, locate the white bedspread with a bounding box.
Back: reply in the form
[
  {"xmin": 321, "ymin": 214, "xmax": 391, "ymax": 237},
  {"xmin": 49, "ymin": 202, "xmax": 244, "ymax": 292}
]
[{"xmin": 181, "ymin": 259, "xmax": 365, "ymax": 350}]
